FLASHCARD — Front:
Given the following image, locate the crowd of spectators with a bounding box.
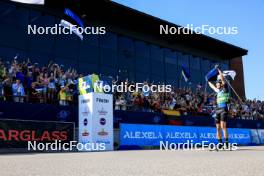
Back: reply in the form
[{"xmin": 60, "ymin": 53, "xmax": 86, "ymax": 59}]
[
  {"xmin": 0, "ymin": 57, "xmax": 79, "ymax": 106},
  {"xmin": 0, "ymin": 57, "xmax": 263, "ymax": 120}
]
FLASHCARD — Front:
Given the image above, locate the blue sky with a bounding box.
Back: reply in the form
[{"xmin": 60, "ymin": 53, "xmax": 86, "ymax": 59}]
[{"xmin": 113, "ymin": 0, "xmax": 264, "ymax": 100}]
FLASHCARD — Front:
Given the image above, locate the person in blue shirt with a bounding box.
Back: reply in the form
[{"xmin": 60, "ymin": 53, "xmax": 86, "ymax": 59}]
[{"xmin": 12, "ymin": 78, "xmax": 25, "ymax": 103}]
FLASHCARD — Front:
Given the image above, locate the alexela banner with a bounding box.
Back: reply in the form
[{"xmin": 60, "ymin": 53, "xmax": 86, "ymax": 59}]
[{"xmin": 120, "ymin": 124, "xmax": 263, "ymax": 147}]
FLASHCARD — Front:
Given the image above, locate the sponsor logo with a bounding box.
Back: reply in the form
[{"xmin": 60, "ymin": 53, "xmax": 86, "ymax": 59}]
[
  {"xmin": 82, "ymin": 129, "xmax": 89, "ymax": 137},
  {"xmin": 98, "ymin": 129, "xmax": 108, "ymax": 136},
  {"xmin": 0, "ymin": 129, "xmax": 68, "ymax": 141},
  {"xmin": 153, "ymin": 116, "xmax": 161, "ymax": 123},
  {"xmin": 57, "ymin": 110, "xmax": 70, "ymax": 120},
  {"xmin": 96, "ymin": 98, "xmax": 109, "ymax": 103},
  {"xmin": 81, "ymin": 99, "xmax": 90, "ymax": 104},
  {"xmin": 82, "ymin": 107, "xmax": 90, "ymax": 117},
  {"xmin": 100, "ymin": 118, "xmax": 106, "ymax": 125},
  {"xmin": 83, "ymin": 118, "xmax": 88, "ymax": 126},
  {"xmin": 98, "ymin": 108, "xmax": 107, "ymax": 116}
]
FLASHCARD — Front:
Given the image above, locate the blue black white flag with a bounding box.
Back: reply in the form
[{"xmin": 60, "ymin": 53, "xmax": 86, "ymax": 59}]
[
  {"xmin": 222, "ymin": 70, "xmax": 236, "ymax": 80},
  {"xmin": 181, "ymin": 64, "xmax": 191, "ymax": 83},
  {"xmin": 206, "ymin": 68, "xmax": 236, "ymax": 82},
  {"xmin": 60, "ymin": 8, "xmax": 84, "ymax": 40},
  {"xmin": 205, "ymin": 68, "xmax": 218, "ymax": 82}
]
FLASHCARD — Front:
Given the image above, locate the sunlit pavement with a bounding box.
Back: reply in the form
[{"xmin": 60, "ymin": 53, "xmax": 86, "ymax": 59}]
[{"xmin": 1, "ymin": 146, "xmax": 264, "ymax": 176}]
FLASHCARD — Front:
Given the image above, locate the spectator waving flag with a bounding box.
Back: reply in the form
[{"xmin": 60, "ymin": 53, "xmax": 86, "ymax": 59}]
[
  {"xmin": 10, "ymin": 0, "xmax": 44, "ymax": 4},
  {"xmin": 60, "ymin": 8, "xmax": 84, "ymax": 40},
  {"xmin": 181, "ymin": 64, "xmax": 191, "ymax": 83}
]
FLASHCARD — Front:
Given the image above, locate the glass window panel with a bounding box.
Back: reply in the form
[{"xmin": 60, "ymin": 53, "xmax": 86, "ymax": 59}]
[
  {"xmin": 0, "ymin": 46, "xmax": 25, "ymax": 61},
  {"xmin": 100, "ymin": 32, "xmax": 117, "ymax": 50},
  {"xmin": 166, "ymin": 77, "xmax": 178, "ymax": 87},
  {"xmin": 135, "ymin": 40, "xmax": 150, "ymax": 58},
  {"xmin": 118, "ymin": 36, "xmax": 134, "ymax": 52},
  {"xmin": 135, "ymin": 56, "xmax": 150, "ymax": 73},
  {"xmin": 101, "ymin": 48, "xmax": 117, "ymax": 67},
  {"xmin": 190, "ymin": 56, "xmax": 200, "ymax": 70},
  {"xmin": 79, "ymin": 44, "xmax": 99, "ymax": 64},
  {"xmin": 0, "ymin": 5, "xmax": 28, "ymax": 28},
  {"xmin": 100, "ymin": 66, "xmax": 116, "ymax": 78},
  {"xmin": 151, "ymin": 45, "xmax": 163, "ymax": 61},
  {"xmin": 151, "ymin": 74, "xmax": 164, "ymax": 84},
  {"xmin": 201, "ymin": 58, "xmax": 210, "ymax": 71},
  {"xmin": 165, "ymin": 64, "xmax": 177, "ymax": 76},
  {"xmin": 135, "ymin": 72, "xmax": 150, "ymax": 82},
  {"xmin": 54, "ymin": 34, "xmax": 80, "ymax": 59},
  {"xmin": 177, "ymin": 53, "xmax": 189, "ymax": 67},
  {"xmin": 78, "ymin": 62, "xmax": 98, "ymax": 75},
  {"xmin": 83, "ymin": 34, "xmax": 99, "ymax": 46},
  {"xmin": 151, "ymin": 60, "xmax": 164, "ymax": 76}
]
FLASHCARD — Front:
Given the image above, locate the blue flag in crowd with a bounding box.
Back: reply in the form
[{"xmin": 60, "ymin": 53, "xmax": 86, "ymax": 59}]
[
  {"xmin": 60, "ymin": 8, "xmax": 84, "ymax": 40},
  {"xmin": 64, "ymin": 8, "xmax": 84, "ymax": 28},
  {"xmin": 181, "ymin": 64, "xmax": 191, "ymax": 82},
  {"xmin": 205, "ymin": 68, "xmax": 218, "ymax": 82}
]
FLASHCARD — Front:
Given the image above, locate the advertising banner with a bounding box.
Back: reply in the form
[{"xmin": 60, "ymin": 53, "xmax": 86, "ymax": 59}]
[
  {"xmin": 78, "ymin": 93, "xmax": 113, "ymax": 151},
  {"xmin": 0, "ymin": 119, "xmax": 74, "ymax": 148},
  {"xmin": 120, "ymin": 124, "xmax": 255, "ymax": 147},
  {"xmin": 92, "ymin": 93, "xmax": 113, "ymax": 151},
  {"xmin": 78, "ymin": 94, "xmax": 93, "ymax": 145},
  {"xmin": 250, "ymin": 129, "xmax": 260, "ymax": 145},
  {"xmin": 257, "ymin": 129, "xmax": 264, "ymax": 144},
  {"xmin": 78, "ymin": 74, "xmax": 113, "ymax": 151}
]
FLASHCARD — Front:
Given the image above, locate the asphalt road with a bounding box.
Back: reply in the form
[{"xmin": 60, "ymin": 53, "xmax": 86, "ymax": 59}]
[{"xmin": 1, "ymin": 146, "xmax": 264, "ymax": 176}]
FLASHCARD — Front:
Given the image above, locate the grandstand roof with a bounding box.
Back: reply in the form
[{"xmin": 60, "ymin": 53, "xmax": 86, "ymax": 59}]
[
  {"xmin": 6, "ymin": 0, "xmax": 248, "ymax": 59},
  {"xmin": 93, "ymin": 0, "xmax": 248, "ymax": 59}
]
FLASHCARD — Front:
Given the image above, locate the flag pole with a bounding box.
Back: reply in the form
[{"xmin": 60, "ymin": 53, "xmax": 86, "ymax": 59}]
[
  {"xmin": 204, "ymin": 80, "xmax": 208, "ymax": 94},
  {"xmin": 224, "ymin": 77, "xmax": 243, "ymax": 102},
  {"xmin": 179, "ymin": 73, "xmax": 182, "ymax": 89}
]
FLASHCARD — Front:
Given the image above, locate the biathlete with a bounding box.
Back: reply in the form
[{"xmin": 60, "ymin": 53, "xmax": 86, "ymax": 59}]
[{"xmin": 208, "ymin": 67, "xmax": 230, "ymax": 149}]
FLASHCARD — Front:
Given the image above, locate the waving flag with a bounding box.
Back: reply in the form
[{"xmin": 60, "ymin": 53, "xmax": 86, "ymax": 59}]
[
  {"xmin": 60, "ymin": 20, "xmax": 83, "ymax": 40},
  {"xmin": 205, "ymin": 68, "xmax": 218, "ymax": 82},
  {"xmin": 10, "ymin": 0, "xmax": 44, "ymax": 4},
  {"xmin": 217, "ymin": 70, "xmax": 236, "ymax": 80},
  {"xmin": 223, "ymin": 70, "xmax": 236, "ymax": 80},
  {"xmin": 206, "ymin": 68, "xmax": 237, "ymax": 82},
  {"xmin": 60, "ymin": 8, "xmax": 84, "ymax": 40},
  {"xmin": 64, "ymin": 8, "xmax": 84, "ymax": 28},
  {"xmin": 181, "ymin": 65, "xmax": 191, "ymax": 82}
]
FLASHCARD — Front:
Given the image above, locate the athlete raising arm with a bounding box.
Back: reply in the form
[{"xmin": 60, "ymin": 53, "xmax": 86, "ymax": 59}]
[{"xmin": 208, "ymin": 68, "xmax": 229, "ymax": 149}]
